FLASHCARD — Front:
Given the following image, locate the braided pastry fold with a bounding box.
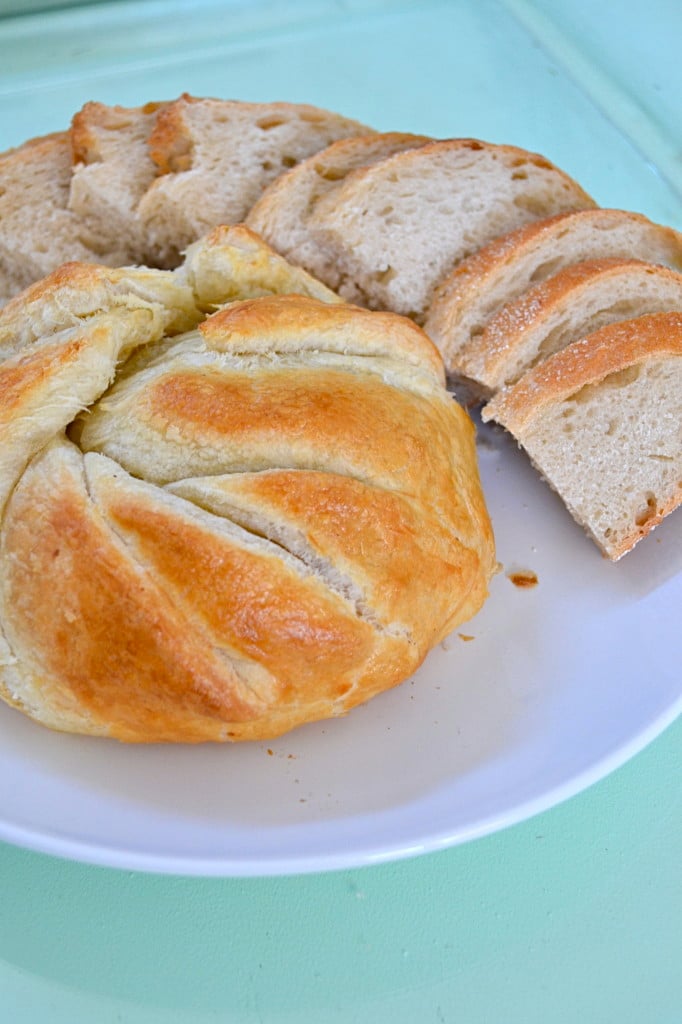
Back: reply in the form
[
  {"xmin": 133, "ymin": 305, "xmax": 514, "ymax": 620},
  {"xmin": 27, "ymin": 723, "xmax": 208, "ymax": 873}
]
[{"xmin": 0, "ymin": 228, "xmax": 495, "ymax": 742}]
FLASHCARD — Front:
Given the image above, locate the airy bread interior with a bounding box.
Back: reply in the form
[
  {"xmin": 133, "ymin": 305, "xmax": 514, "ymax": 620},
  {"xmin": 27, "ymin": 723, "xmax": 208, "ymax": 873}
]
[
  {"xmin": 137, "ymin": 96, "xmax": 372, "ymax": 266},
  {"xmin": 304, "ymin": 139, "xmax": 595, "ymax": 320},
  {"xmin": 247, "ymin": 131, "xmax": 432, "ymax": 290},
  {"xmin": 483, "ymin": 313, "xmax": 682, "ymax": 560}
]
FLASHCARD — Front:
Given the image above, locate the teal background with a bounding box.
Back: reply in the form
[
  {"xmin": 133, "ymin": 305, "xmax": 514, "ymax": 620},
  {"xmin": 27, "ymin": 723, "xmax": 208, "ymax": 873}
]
[
  {"xmin": 0, "ymin": 1, "xmax": 680, "ymax": 1020},
  {"xmin": 1, "ymin": 716, "xmax": 680, "ymax": 1022}
]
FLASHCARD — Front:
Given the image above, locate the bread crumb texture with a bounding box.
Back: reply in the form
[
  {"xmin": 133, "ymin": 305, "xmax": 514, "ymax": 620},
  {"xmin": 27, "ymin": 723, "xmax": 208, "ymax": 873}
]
[{"xmin": 484, "ymin": 313, "xmax": 682, "ymax": 560}]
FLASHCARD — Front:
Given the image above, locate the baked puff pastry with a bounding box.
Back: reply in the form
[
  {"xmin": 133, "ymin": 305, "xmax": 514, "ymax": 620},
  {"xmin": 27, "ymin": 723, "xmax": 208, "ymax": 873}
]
[{"xmin": 0, "ymin": 235, "xmax": 495, "ymax": 742}]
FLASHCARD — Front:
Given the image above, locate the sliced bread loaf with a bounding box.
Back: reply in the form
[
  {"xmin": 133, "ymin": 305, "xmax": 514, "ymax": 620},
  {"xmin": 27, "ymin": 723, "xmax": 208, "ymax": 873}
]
[
  {"xmin": 69, "ymin": 99, "xmax": 169, "ymax": 266},
  {"xmin": 454, "ymin": 258, "xmax": 682, "ymax": 400},
  {"xmin": 246, "ymin": 132, "xmax": 431, "ymax": 288},
  {"xmin": 482, "ymin": 312, "xmax": 682, "ymax": 559},
  {"xmin": 425, "ymin": 208, "xmax": 682, "ymax": 372},
  {"xmin": 304, "ymin": 138, "xmax": 595, "ymax": 321},
  {"xmin": 137, "ymin": 95, "xmax": 372, "ymax": 266},
  {"xmin": 0, "ymin": 132, "xmax": 119, "ymax": 302}
]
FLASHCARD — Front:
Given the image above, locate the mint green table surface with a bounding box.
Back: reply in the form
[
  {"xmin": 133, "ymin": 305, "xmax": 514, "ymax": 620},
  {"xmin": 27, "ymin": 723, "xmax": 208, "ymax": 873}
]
[
  {"xmin": 0, "ymin": 1, "xmax": 680, "ymax": 1021},
  {"xmin": 0, "ymin": 716, "xmax": 678, "ymax": 1023}
]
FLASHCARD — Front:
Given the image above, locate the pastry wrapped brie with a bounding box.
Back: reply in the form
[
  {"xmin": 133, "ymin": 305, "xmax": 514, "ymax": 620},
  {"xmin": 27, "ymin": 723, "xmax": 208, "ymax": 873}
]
[{"xmin": 0, "ymin": 232, "xmax": 494, "ymax": 742}]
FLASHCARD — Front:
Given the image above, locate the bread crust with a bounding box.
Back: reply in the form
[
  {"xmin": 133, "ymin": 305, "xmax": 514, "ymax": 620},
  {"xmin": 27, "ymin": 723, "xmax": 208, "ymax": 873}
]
[
  {"xmin": 425, "ymin": 209, "xmax": 682, "ymax": 370},
  {"xmin": 483, "ymin": 311, "xmax": 682, "ymax": 431},
  {"xmin": 0, "ymin": 260, "xmax": 198, "ymax": 352},
  {"xmin": 199, "ymin": 292, "xmax": 446, "ymax": 382},
  {"xmin": 178, "ymin": 224, "xmax": 342, "ymax": 308},
  {"xmin": 457, "ymin": 258, "xmax": 682, "ymax": 397},
  {"xmin": 0, "ymin": 257, "xmax": 495, "ymax": 742}
]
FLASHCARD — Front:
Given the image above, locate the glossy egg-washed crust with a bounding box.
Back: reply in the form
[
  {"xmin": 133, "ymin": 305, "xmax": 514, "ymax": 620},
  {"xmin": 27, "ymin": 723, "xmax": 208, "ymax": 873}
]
[{"xmin": 0, "ymin": 233, "xmax": 495, "ymax": 743}]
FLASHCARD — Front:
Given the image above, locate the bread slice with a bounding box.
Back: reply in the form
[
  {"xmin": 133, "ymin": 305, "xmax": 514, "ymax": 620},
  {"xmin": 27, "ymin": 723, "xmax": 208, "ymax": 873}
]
[
  {"xmin": 68, "ymin": 99, "xmax": 170, "ymax": 267},
  {"xmin": 482, "ymin": 312, "xmax": 682, "ymax": 559},
  {"xmin": 304, "ymin": 138, "xmax": 595, "ymax": 321},
  {"xmin": 454, "ymin": 258, "xmax": 682, "ymax": 400},
  {"xmin": 0, "ymin": 132, "xmax": 120, "ymax": 302},
  {"xmin": 137, "ymin": 95, "xmax": 372, "ymax": 266},
  {"xmin": 425, "ymin": 208, "xmax": 682, "ymax": 372},
  {"xmin": 246, "ymin": 131, "xmax": 431, "ymax": 287}
]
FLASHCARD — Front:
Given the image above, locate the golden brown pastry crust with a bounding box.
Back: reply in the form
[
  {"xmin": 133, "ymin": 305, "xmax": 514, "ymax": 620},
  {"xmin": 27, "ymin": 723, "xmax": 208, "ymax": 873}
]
[{"xmin": 0, "ymin": 255, "xmax": 494, "ymax": 743}]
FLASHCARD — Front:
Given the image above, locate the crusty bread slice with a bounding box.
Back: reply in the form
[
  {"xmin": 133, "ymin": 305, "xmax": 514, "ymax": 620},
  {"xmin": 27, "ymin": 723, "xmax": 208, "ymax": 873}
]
[
  {"xmin": 246, "ymin": 132, "xmax": 431, "ymax": 287},
  {"xmin": 137, "ymin": 95, "xmax": 372, "ymax": 266},
  {"xmin": 0, "ymin": 132, "xmax": 121, "ymax": 302},
  {"xmin": 482, "ymin": 312, "xmax": 682, "ymax": 560},
  {"xmin": 304, "ymin": 138, "xmax": 595, "ymax": 321},
  {"xmin": 454, "ymin": 258, "xmax": 682, "ymax": 400},
  {"xmin": 425, "ymin": 208, "xmax": 682, "ymax": 372},
  {"xmin": 69, "ymin": 99, "xmax": 170, "ymax": 266}
]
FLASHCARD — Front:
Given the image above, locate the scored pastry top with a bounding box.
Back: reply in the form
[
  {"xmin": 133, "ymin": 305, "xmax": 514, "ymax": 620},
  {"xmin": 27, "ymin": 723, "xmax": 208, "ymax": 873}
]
[{"xmin": 0, "ymin": 231, "xmax": 495, "ymax": 743}]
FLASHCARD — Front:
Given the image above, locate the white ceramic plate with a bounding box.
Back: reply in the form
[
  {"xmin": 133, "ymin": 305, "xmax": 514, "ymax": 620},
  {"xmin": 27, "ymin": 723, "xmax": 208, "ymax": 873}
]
[
  {"xmin": 0, "ymin": 0, "xmax": 680, "ymax": 876},
  {"xmin": 0, "ymin": 418, "xmax": 679, "ymax": 875}
]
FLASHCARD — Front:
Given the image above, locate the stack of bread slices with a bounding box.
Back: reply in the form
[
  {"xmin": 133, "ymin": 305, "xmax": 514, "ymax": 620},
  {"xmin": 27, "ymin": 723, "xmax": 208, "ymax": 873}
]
[
  {"xmin": 422, "ymin": 211, "xmax": 682, "ymax": 561},
  {"xmin": 1, "ymin": 94, "xmax": 680, "ymax": 560},
  {"xmin": 247, "ymin": 134, "xmax": 682, "ymax": 562},
  {"xmin": 0, "ymin": 94, "xmax": 372, "ymax": 301}
]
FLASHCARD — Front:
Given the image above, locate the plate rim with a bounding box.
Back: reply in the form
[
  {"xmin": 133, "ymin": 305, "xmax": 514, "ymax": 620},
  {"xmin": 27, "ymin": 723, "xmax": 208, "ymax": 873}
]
[{"xmin": 2, "ymin": 693, "xmax": 679, "ymax": 877}]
